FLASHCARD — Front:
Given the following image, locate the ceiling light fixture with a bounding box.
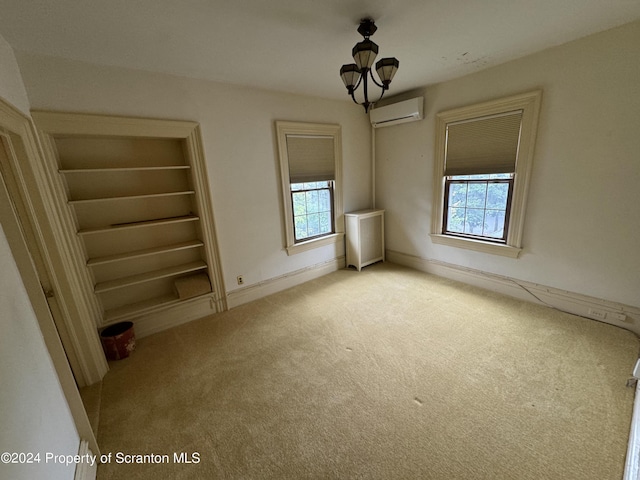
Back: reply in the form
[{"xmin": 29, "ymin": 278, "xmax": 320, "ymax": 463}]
[{"xmin": 340, "ymin": 18, "xmax": 399, "ymax": 113}]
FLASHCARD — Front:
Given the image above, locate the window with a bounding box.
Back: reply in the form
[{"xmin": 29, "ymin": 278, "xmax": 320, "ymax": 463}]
[
  {"xmin": 276, "ymin": 122, "xmax": 343, "ymax": 255},
  {"xmin": 291, "ymin": 181, "xmax": 334, "ymax": 241},
  {"xmin": 444, "ymin": 173, "xmax": 513, "ymax": 241},
  {"xmin": 431, "ymin": 91, "xmax": 542, "ymax": 258}
]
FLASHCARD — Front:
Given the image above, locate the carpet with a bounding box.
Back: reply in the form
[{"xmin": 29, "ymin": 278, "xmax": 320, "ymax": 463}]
[{"xmin": 95, "ymin": 262, "xmax": 638, "ymax": 479}]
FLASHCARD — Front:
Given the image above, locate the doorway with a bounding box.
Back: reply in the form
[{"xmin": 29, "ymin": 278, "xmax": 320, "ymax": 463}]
[
  {"xmin": 0, "ymin": 101, "xmax": 108, "ymax": 387},
  {"xmin": 0, "ymin": 98, "xmax": 101, "ymax": 453}
]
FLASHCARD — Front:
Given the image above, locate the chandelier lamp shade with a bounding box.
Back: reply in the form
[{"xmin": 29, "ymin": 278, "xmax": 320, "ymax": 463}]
[{"xmin": 340, "ymin": 19, "xmax": 399, "ymax": 113}]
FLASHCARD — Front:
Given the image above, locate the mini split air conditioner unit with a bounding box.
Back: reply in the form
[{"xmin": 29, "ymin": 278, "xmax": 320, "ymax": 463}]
[{"xmin": 369, "ymin": 97, "xmax": 424, "ymax": 128}]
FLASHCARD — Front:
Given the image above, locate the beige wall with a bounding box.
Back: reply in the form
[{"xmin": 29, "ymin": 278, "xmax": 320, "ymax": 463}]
[
  {"xmin": 15, "ymin": 53, "xmax": 373, "ymax": 293},
  {"xmin": 0, "ymin": 226, "xmax": 80, "ymax": 480},
  {"xmin": 375, "ymin": 20, "xmax": 640, "ymax": 306},
  {"xmin": 0, "ymin": 34, "xmax": 29, "ymax": 114},
  {"xmin": 11, "ymin": 21, "xmax": 640, "ymax": 307}
]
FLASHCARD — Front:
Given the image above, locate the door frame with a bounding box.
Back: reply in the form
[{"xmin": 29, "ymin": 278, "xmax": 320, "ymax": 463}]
[
  {"xmin": 0, "ymin": 100, "xmax": 108, "ymax": 387},
  {"xmin": 0, "ymin": 100, "xmax": 100, "ymax": 454}
]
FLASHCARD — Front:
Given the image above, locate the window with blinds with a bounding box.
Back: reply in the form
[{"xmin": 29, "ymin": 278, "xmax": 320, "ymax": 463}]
[
  {"xmin": 285, "ymin": 135, "xmax": 336, "ymax": 242},
  {"xmin": 442, "ymin": 111, "xmax": 522, "ymax": 243},
  {"xmin": 275, "ymin": 122, "xmax": 344, "ymax": 255},
  {"xmin": 431, "ymin": 91, "xmax": 542, "ymax": 257}
]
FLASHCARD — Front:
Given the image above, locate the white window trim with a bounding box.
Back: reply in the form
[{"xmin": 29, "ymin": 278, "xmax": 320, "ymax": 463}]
[
  {"xmin": 275, "ymin": 121, "xmax": 344, "ymax": 256},
  {"xmin": 430, "ymin": 90, "xmax": 542, "ymax": 258}
]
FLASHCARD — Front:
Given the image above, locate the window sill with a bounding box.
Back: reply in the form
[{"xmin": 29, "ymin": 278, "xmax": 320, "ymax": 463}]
[
  {"xmin": 286, "ymin": 232, "xmax": 344, "ymax": 256},
  {"xmin": 430, "ymin": 234, "xmax": 521, "ymax": 258}
]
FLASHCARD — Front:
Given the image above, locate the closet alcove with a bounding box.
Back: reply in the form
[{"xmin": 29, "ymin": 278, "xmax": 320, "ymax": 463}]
[{"xmin": 33, "ymin": 112, "xmax": 226, "ymax": 337}]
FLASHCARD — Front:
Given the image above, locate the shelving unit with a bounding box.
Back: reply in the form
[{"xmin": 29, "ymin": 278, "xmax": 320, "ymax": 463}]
[{"xmin": 53, "ymin": 131, "xmax": 218, "ymax": 326}]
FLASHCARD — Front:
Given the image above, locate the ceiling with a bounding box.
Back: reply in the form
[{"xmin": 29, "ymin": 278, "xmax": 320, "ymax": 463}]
[{"xmin": 1, "ymin": 0, "xmax": 639, "ymax": 102}]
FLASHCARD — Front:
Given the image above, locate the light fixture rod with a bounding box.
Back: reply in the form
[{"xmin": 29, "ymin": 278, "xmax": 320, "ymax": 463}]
[{"xmin": 339, "ymin": 19, "xmax": 399, "ymax": 113}]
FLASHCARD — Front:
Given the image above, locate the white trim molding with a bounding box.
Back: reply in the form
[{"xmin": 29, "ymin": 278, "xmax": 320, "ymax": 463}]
[
  {"xmin": 387, "ymin": 249, "xmax": 640, "ymax": 335},
  {"xmin": 1, "ymin": 103, "xmax": 109, "ymax": 387},
  {"xmin": 184, "ymin": 124, "xmax": 228, "ymax": 313},
  {"xmin": 227, "ymin": 256, "xmax": 345, "ymax": 309},
  {"xmin": 430, "ymin": 234, "xmax": 521, "ymax": 258},
  {"xmin": 286, "ymin": 232, "xmax": 344, "ymax": 256},
  {"xmin": 74, "ymin": 440, "xmax": 97, "ymax": 480}
]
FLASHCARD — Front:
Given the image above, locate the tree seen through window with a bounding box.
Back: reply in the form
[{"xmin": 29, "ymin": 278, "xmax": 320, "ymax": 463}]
[
  {"xmin": 291, "ymin": 181, "xmax": 333, "ymax": 241},
  {"xmin": 444, "ymin": 174, "xmax": 512, "ymax": 241}
]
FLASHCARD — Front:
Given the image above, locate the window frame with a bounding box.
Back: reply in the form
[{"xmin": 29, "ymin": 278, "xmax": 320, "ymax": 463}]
[
  {"xmin": 430, "ymin": 91, "xmax": 542, "ymax": 258},
  {"xmin": 275, "ymin": 121, "xmax": 344, "ymax": 256}
]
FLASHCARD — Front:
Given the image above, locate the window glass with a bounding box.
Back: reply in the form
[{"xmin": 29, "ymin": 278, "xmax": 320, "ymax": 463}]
[
  {"xmin": 291, "ymin": 181, "xmax": 333, "ymax": 241},
  {"xmin": 444, "ymin": 174, "xmax": 513, "ymax": 242}
]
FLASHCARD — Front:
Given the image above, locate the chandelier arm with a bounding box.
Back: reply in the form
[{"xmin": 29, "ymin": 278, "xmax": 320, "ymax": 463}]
[
  {"xmin": 349, "ymin": 73, "xmax": 364, "ymax": 105},
  {"xmin": 369, "ymin": 68, "xmax": 385, "ymax": 89}
]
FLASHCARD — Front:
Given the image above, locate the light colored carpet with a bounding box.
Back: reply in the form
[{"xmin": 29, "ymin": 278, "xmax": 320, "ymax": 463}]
[{"xmin": 96, "ymin": 262, "xmax": 638, "ymax": 479}]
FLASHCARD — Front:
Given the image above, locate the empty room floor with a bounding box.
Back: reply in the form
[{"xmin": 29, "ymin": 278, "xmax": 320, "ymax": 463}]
[{"xmin": 92, "ymin": 263, "xmax": 639, "ymax": 479}]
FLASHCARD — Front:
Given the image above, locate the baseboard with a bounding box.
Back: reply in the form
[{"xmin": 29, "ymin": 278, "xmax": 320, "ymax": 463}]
[
  {"xmin": 227, "ymin": 256, "xmax": 346, "ymax": 309},
  {"xmin": 132, "ymin": 294, "xmax": 219, "ymax": 338},
  {"xmin": 74, "ymin": 440, "xmax": 97, "ymax": 480},
  {"xmin": 386, "ymin": 249, "xmax": 640, "ymax": 335}
]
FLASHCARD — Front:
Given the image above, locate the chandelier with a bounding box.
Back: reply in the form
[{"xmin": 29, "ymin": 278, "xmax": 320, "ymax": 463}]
[{"xmin": 339, "ymin": 19, "xmax": 399, "ymax": 113}]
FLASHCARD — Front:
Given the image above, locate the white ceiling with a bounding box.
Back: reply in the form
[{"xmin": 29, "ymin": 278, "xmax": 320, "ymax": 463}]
[{"xmin": 1, "ymin": 0, "xmax": 640, "ymax": 102}]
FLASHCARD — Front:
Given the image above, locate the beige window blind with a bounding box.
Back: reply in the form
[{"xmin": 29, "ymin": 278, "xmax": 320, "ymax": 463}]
[
  {"xmin": 444, "ymin": 110, "xmax": 523, "ymax": 176},
  {"xmin": 286, "ymin": 135, "xmax": 335, "ymax": 183}
]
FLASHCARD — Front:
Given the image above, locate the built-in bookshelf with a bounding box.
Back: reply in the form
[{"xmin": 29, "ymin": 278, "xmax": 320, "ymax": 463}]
[{"xmin": 33, "ymin": 112, "xmax": 226, "ymax": 332}]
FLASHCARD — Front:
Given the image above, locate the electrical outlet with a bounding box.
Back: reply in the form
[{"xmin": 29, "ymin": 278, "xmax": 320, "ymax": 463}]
[
  {"xmin": 588, "ymin": 308, "xmax": 607, "ymax": 321},
  {"xmin": 608, "ymin": 311, "xmax": 628, "ymax": 322},
  {"xmin": 237, "ymin": 275, "xmax": 244, "ymax": 286}
]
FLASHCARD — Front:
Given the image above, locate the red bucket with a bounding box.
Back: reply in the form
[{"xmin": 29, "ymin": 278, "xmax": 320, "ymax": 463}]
[{"xmin": 100, "ymin": 321, "xmax": 136, "ymax": 360}]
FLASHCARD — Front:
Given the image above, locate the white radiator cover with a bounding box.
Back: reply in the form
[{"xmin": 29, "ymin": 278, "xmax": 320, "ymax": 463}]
[{"xmin": 345, "ymin": 209, "xmax": 385, "ymax": 271}]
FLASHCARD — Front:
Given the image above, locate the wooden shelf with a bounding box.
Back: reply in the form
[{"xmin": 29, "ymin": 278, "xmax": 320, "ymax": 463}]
[
  {"xmin": 78, "ymin": 215, "xmax": 199, "ymax": 236},
  {"xmin": 94, "ymin": 260, "xmax": 207, "ymax": 293},
  {"xmin": 59, "ymin": 165, "xmax": 190, "ymax": 173},
  {"xmin": 103, "ymin": 294, "xmax": 180, "ymax": 323},
  {"xmin": 68, "ymin": 190, "xmax": 195, "ymax": 204},
  {"xmin": 87, "ymin": 240, "xmax": 204, "ymax": 266}
]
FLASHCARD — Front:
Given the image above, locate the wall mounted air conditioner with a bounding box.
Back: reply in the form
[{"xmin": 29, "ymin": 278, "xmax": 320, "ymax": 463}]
[{"xmin": 370, "ymin": 97, "xmax": 424, "ymax": 128}]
